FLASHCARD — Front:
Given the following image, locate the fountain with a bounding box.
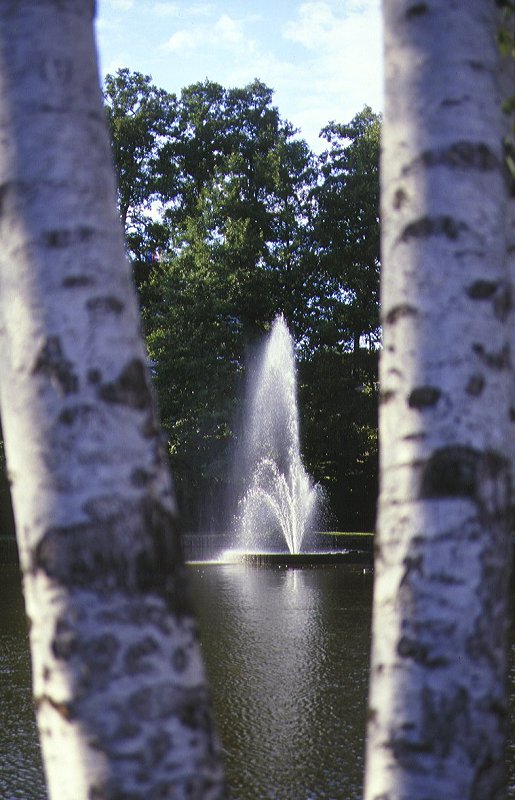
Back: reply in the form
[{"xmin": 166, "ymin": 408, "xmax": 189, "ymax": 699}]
[
  {"xmin": 235, "ymin": 315, "xmax": 321, "ymax": 556},
  {"xmin": 180, "ymin": 314, "xmax": 371, "ymax": 566}
]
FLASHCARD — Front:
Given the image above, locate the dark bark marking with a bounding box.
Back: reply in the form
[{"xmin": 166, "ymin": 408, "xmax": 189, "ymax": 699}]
[
  {"xmin": 397, "ymin": 636, "xmax": 449, "ymax": 668},
  {"xmin": 52, "ymin": 617, "xmax": 78, "ymax": 660},
  {"xmin": 42, "ymin": 55, "xmax": 72, "ymax": 87},
  {"xmin": 0, "ymin": 182, "xmax": 10, "ymax": 217},
  {"xmin": 404, "ymin": 431, "xmax": 426, "ymax": 441},
  {"xmin": 421, "ymin": 447, "xmax": 479, "ymax": 497},
  {"xmin": 172, "ymin": 647, "xmax": 189, "ymax": 673},
  {"xmin": 441, "ymin": 95, "xmax": 470, "ymax": 108},
  {"xmin": 465, "ymin": 539, "xmax": 511, "ymax": 674},
  {"xmin": 400, "ymin": 216, "xmax": 467, "ymax": 242},
  {"xmin": 420, "ymin": 685, "xmax": 470, "ymax": 759},
  {"xmin": 472, "ymin": 342, "xmax": 510, "ymax": 370},
  {"xmin": 510, "ymin": 406, "xmax": 515, "ymax": 422},
  {"xmin": 112, "ymin": 719, "xmax": 141, "ymax": 742},
  {"xmin": 466, "ymin": 374, "xmax": 485, "ymax": 396},
  {"xmin": 44, "ymin": 226, "xmax": 95, "ymax": 248},
  {"xmin": 466, "ymin": 280, "xmax": 497, "ymax": 299},
  {"xmin": 466, "ymin": 620, "xmax": 502, "ymax": 669},
  {"xmin": 124, "ymin": 636, "xmax": 159, "ymax": 675},
  {"xmin": 455, "ymin": 248, "xmax": 487, "ymax": 261},
  {"xmin": 408, "ymin": 386, "xmax": 441, "ymax": 408},
  {"xmin": 62, "ymin": 275, "xmax": 94, "ymax": 288},
  {"xmin": 467, "ymin": 60, "xmax": 487, "ymax": 72},
  {"xmin": 471, "ymin": 751, "xmax": 505, "ymax": 800},
  {"xmin": 37, "ymin": 695, "xmax": 75, "ymax": 721},
  {"xmin": 178, "ymin": 691, "xmax": 216, "ymax": 737},
  {"xmin": 398, "ymin": 559, "xmax": 456, "ymax": 669},
  {"xmin": 384, "ymin": 304, "xmax": 418, "ymax": 325},
  {"xmin": 438, "ymin": 142, "xmax": 497, "ymax": 171},
  {"xmin": 131, "ymin": 684, "xmax": 213, "ymax": 734},
  {"xmin": 58, "ymin": 404, "xmax": 95, "ymax": 426},
  {"xmin": 100, "ymin": 599, "xmax": 175, "ymax": 636},
  {"xmin": 393, "ymin": 188, "xmax": 408, "ymax": 209},
  {"xmin": 379, "ymin": 389, "xmax": 396, "ymax": 405},
  {"xmin": 33, "ymin": 497, "xmax": 192, "ymax": 615},
  {"xmin": 147, "ymin": 730, "xmax": 173, "ymax": 767},
  {"xmin": 386, "ymin": 730, "xmax": 432, "ymax": 763},
  {"xmin": 33, "ymin": 336, "xmax": 78, "ymax": 395},
  {"xmin": 85, "ymin": 634, "xmax": 120, "ymax": 675},
  {"xmin": 86, "ymin": 296, "xmax": 125, "ymax": 315},
  {"xmin": 466, "ymin": 280, "xmax": 511, "ymax": 320},
  {"xmin": 420, "ymin": 446, "xmax": 511, "ymax": 519},
  {"xmin": 87, "ymin": 368, "xmax": 102, "ymax": 385},
  {"xmin": 406, "ymin": 2, "xmax": 428, "ymax": 17},
  {"xmin": 98, "ymin": 359, "xmax": 152, "ymax": 410},
  {"xmin": 61, "ymin": 633, "xmax": 122, "ymax": 694},
  {"xmin": 131, "ymin": 468, "xmax": 152, "ymax": 487},
  {"xmin": 402, "ymin": 142, "xmax": 501, "ymax": 179},
  {"xmin": 386, "ymin": 686, "xmax": 470, "ymax": 766},
  {"xmin": 140, "ymin": 411, "xmax": 161, "ymax": 439},
  {"xmin": 493, "ymin": 283, "xmax": 511, "ymax": 321},
  {"xmin": 431, "ymin": 572, "xmax": 463, "ymax": 585},
  {"xmin": 400, "ymin": 554, "xmax": 424, "ymax": 588}
]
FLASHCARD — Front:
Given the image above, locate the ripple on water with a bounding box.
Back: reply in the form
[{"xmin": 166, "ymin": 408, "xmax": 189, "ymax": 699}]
[{"xmin": 0, "ymin": 570, "xmax": 48, "ymax": 800}]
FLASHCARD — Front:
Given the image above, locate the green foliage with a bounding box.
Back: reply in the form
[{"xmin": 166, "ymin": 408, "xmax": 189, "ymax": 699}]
[
  {"xmin": 104, "ymin": 69, "xmax": 178, "ymax": 222},
  {"xmin": 105, "ymin": 68, "xmax": 381, "ymax": 530},
  {"xmin": 103, "ymin": 69, "xmax": 178, "ymax": 291},
  {"xmin": 299, "ymin": 347, "xmax": 379, "ymax": 532},
  {"xmin": 308, "ymin": 106, "xmax": 381, "ymax": 354}
]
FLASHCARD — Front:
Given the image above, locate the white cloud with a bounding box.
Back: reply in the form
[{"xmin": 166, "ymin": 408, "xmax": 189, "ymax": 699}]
[
  {"xmin": 164, "ymin": 12, "xmax": 256, "ymax": 55},
  {"xmin": 284, "ymin": 1, "xmax": 335, "ymax": 49},
  {"xmin": 280, "ymin": 0, "xmax": 383, "ymax": 143},
  {"xmin": 284, "ymin": 0, "xmax": 380, "ymax": 53},
  {"xmin": 166, "ymin": 29, "xmax": 200, "ymax": 52},
  {"xmin": 214, "ymin": 14, "xmax": 246, "ymax": 47}
]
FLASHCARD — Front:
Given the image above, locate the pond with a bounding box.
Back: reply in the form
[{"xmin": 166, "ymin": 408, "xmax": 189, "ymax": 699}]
[{"xmin": 0, "ymin": 563, "xmax": 513, "ymax": 799}]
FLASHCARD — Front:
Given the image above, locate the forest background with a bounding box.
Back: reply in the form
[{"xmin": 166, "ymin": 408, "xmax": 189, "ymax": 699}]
[{"xmin": 1, "ymin": 68, "xmax": 381, "ymax": 536}]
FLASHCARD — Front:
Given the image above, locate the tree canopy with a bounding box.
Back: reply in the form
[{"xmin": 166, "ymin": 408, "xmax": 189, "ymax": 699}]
[{"xmin": 103, "ymin": 69, "xmax": 381, "ymax": 531}]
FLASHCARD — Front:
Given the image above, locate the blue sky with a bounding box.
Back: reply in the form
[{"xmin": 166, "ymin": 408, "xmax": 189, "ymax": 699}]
[{"xmin": 95, "ymin": 0, "xmax": 383, "ymax": 153}]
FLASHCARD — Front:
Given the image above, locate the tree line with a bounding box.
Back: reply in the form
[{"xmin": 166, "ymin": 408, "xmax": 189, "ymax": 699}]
[{"xmin": 103, "ymin": 68, "xmax": 381, "ymax": 532}]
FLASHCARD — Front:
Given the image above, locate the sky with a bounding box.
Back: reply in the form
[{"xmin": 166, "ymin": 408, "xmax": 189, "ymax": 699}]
[{"xmin": 95, "ymin": 0, "xmax": 383, "ymax": 153}]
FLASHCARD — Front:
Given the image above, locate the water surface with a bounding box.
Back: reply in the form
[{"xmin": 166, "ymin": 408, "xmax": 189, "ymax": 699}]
[
  {"xmin": 190, "ymin": 563, "xmax": 372, "ymax": 799},
  {"xmin": 0, "ymin": 563, "xmax": 513, "ymax": 799},
  {"xmin": 0, "ymin": 568, "xmax": 47, "ymax": 800}
]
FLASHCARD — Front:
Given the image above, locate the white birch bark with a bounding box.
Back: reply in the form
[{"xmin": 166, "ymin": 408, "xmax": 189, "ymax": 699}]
[
  {"xmin": 364, "ymin": 2, "xmax": 512, "ymax": 799},
  {"xmin": 0, "ymin": 2, "xmax": 225, "ymax": 798},
  {"xmin": 499, "ymin": 6, "xmax": 515, "ymax": 522}
]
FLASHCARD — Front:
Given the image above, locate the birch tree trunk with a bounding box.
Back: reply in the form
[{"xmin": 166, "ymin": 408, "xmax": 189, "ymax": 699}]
[
  {"xmin": 0, "ymin": 2, "xmax": 225, "ymax": 798},
  {"xmin": 499, "ymin": 4, "xmax": 515, "ymax": 526},
  {"xmin": 364, "ymin": 2, "xmax": 512, "ymax": 799}
]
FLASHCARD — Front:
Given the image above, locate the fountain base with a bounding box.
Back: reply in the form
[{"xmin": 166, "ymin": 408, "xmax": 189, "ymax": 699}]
[{"xmin": 229, "ymin": 551, "xmax": 373, "ymax": 567}]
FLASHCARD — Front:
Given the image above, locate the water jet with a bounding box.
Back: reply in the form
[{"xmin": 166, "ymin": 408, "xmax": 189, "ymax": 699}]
[{"xmin": 234, "ymin": 315, "xmax": 321, "ymax": 555}]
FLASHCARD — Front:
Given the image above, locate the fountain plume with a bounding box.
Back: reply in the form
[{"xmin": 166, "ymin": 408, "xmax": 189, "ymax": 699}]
[{"xmin": 236, "ymin": 315, "xmax": 320, "ymax": 554}]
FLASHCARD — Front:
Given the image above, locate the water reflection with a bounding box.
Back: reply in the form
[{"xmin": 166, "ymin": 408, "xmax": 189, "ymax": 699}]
[
  {"xmin": 189, "ymin": 564, "xmax": 373, "ymax": 800},
  {"xmin": 0, "ymin": 567, "xmax": 47, "ymax": 800},
  {"xmin": 1, "ymin": 563, "xmax": 513, "ymax": 800}
]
